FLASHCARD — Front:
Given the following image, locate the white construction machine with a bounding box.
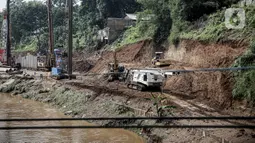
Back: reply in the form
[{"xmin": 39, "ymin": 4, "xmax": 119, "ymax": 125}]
[{"xmin": 125, "ymin": 68, "xmax": 165, "ymax": 91}]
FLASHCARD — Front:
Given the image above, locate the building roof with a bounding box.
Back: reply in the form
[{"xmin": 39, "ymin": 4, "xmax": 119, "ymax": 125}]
[
  {"xmin": 125, "ymin": 13, "xmax": 137, "ymax": 20},
  {"xmin": 108, "ymin": 13, "xmax": 153, "ymax": 21}
]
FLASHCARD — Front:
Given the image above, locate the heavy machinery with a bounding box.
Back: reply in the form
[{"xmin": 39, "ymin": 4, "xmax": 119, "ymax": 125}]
[
  {"xmin": 125, "ymin": 68, "xmax": 165, "ymax": 91},
  {"xmin": 152, "ymin": 52, "xmax": 171, "ymax": 67},
  {"xmin": 107, "ymin": 51, "xmax": 126, "ymax": 82},
  {"xmin": 51, "ymin": 49, "xmax": 69, "ymax": 80}
]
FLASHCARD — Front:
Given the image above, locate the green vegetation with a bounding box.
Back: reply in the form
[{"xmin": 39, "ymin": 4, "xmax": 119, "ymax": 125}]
[
  {"xmin": 113, "ymin": 20, "xmax": 156, "ymax": 48},
  {"xmin": 118, "ymin": 0, "xmax": 242, "ymax": 46},
  {"xmin": 117, "ymin": 0, "xmax": 172, "ymax": 47},
  {"xmin": 150, "ymin": 93, "xmax": 176, "ymax": 117},
  {"xmin": 233, "ymin": 42, "xmax": 255, "ymax": 105},
  {"xmin": 180, "ymin": 11, "xmax": 226, "ymax": 42},
  {"xmin": 15, "ymin": 39, "xmax": 38, "ymax": 52},
  {"xmin": 50, "ymin": 87, "xmax": 89, "ymax": 114},
  {"xmin": 10, "ymin": 0, "xmax": 48, "ymax": 52},
  {"xmin": 181, "ymin": 5, "xmax": 255, "ymax": 43},
  {"xmin": 6, "ymin": 0, "xmax": 140, "ymax": 52},
  {"xmin": 4, "ymin": 0, "xmax": 246, "ymax": 51}
]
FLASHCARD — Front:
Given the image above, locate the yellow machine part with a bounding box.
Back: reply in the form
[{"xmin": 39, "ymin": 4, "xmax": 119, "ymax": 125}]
[{"xmin": 155, "ymin": 59, "xmax": 171, "ymax": 67}]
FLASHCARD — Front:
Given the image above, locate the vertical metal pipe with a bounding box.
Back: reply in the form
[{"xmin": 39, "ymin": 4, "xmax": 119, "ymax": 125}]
[
  {"xmin": 6, "ymin": 0, "xmax": 11, "ymax": 66},
  {"xmin": 68, "ymin": 0, "xmax": 73, "ymax": 76},
  {"xmin": 47, "ymin": 0, "xmax": 54, "ymax": 68}
]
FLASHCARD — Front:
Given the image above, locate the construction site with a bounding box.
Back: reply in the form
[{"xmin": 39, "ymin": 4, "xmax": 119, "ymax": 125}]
[{"xmin": 0, "ymin": 0, "xmax": 255, "ymax": 143}]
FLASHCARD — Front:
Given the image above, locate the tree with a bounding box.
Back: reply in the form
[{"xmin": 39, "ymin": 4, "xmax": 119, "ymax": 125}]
[
  {"xmin": 10, "ymin": 0, "xmax": 48, "ymax": 52},
  {"xmin": 138, "ymin": 0, "xmax": 172, "ymax": 45}
]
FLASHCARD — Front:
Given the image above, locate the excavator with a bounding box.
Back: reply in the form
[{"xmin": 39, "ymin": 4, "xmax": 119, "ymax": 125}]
[
  {"xmin": 152, "ymin": 52, "xmax": 171, "ymax": 67},
  {"xmin": 107, "ymin": 51, "xmax": 126, "ymax": 82}
]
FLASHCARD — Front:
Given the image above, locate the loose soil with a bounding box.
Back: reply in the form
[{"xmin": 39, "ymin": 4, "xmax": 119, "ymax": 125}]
[
  {"xmin": 164, "ymin": 40, "xmax": 248, "ymax": 108},
  {"xmin": 89, "ymin": 39, "xmax": 153, "ymax": 74}
]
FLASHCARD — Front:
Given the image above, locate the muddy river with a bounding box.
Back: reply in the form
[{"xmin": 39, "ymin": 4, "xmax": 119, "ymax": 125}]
[{"xmin": 0, "ymin": 93, "xmax": 144, "ymax": 143}]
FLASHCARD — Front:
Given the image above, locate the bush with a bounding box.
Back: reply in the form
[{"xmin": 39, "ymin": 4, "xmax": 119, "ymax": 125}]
[
  {"xmin": 116, "ymin": 20, "xmax": 157, "ymax": 48},
  {"xmin": 179, "ymin": 5, "xmax": 255, "ymax": 43},
  {"xmin": 232, "ymin": 42, "xmax": 255, "ymax": 106},
  {"xmin": 251, "ymin": 41, "xmax": 255, "ymax": 54},
  {"xmin": 233, "ymin": 71, "xmax": 255, "ymax": 104}
]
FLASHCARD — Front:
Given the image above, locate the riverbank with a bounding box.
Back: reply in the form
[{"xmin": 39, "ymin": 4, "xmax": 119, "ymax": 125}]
[
  {"xmin": 0, "ymin": 74, "xmax": 255, "ymax": 143},
  {"xmin": 0, "ymin": 93, "xmax": 144, "ymax": 142},
  {"xmin": 0, "ymin": 74, "xmax": 164, "ymax": 142}
]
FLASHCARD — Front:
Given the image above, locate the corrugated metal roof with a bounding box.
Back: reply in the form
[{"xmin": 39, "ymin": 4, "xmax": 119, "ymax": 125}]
[{"xmin": 125, "ymin": 13, "xmax": 137, "ymax": 20}]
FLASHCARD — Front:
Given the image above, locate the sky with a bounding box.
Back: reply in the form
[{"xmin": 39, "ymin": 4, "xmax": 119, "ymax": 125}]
[
  {"xmin": 0, "ymin": 0, "xmax": 7, "ymax": 11},
  {"xmin": 0, "ymin": 0, "xmax": 43, "ymax": 12}
]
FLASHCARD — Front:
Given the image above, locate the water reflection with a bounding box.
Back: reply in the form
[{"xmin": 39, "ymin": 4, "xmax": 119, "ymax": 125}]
[{"xmin": 0, "ymin": 94, "xmax": 144, "ymax": 143}]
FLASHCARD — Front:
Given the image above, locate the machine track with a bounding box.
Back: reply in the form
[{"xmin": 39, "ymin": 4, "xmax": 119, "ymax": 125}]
[{"xmin": 127, "ymin": 83, "xmax": 146, "ymax": 91}]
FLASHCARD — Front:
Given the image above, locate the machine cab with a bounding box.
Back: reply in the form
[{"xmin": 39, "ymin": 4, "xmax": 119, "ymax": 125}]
[{"xmin": 155, "ymin": 52, "xmax": 163, "ymax": 60}]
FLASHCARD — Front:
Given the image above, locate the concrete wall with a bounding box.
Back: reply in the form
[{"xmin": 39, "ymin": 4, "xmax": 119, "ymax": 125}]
[
  {"xmin": 107, "ymin": 18, "xmax": 135, "ymax": 30},
  {"xmin": 107, "ymin": 18, "xmax": 136, "ymax": 42}
]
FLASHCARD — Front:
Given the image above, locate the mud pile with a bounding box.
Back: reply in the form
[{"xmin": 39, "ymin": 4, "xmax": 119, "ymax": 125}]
[
  {"xmin": 165, "ymin": 40, "xmax": 247, "ymax": 107},
  {"xmin": 90, "ymin": 39, "xmax": 153, "ymax": 73},
  {"xmin": 73, "ymin": 60, "xmax": 93, "ymax": 73}
]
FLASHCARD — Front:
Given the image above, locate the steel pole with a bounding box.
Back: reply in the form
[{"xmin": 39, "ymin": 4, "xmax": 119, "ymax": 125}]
[
  {"xmin": 68, "ymin": 0, "xmax": 73, "ymax": 76},
  {"xmin": 6, "ymin": 0, "xmax": 11, "ymax": 66},
  {"xmin": 47, "ymin": 0, "xmax": 54, "ymax": 69}
]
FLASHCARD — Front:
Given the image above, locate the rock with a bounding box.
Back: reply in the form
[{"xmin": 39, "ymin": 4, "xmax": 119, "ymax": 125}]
[
  {"xmin": 12, "ymin": 92, "xmax": 19, "ymax": 96},
  {"xmin": 74, "ymin": 115, "xmax": 80, "ymax": 118},
  {"xmin": 42, "ymin": 98, "xmax": 52, "ymax": 103},
  {"xmin": 38, "ymin": 89, "xmax": 49, "ymax": 94},
  {"xmin": 82, "ymin": 114, "xmax": 86, "ymax": 118},
  {"xmin": 64, "ymin": 111, "xmax": 73, "ymax": 115}
]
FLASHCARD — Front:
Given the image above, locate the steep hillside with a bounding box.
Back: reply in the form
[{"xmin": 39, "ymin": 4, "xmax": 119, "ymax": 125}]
[
  {"xmin": 90, "ymin": 39, "xmax": 153, "ymax": 73},
  {"xmin": 165, "ymin": 40, "xmax": 248, "ymax": 107},
  {"xmin": 113, "ymin": 1, "xmax": 255, "ymax": 106}
]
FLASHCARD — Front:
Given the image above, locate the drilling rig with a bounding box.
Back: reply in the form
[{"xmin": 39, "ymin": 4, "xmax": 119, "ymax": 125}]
[
  {"xmin": 46, "ymin": 0, "xmax": 55, "ymax": 70},
  {"xmin": 0, "ymin": 13, "xmax": 8, "ymax": 66}
]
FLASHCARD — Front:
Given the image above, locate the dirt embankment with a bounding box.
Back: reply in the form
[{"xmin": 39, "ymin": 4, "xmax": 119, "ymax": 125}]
[
  {"xmin": 165, "ymin": 40, "xmax": 248, "ymax": 108},
  {"xmin": 85, "ymin": 39, "xmax": 248, "ymax": 108},
  {"xmin": 82, "ymin": 39, "xmax": 247, "ymax": 108},
  {"xmin": 90, "ymin": 39, "xmax": 153, "ymax": 73}
]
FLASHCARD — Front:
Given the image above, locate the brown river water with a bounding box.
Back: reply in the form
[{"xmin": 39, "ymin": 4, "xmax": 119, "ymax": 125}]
[{"xmin": 0, "ymin": 93, "xmax": 144, "ymax": 143}]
